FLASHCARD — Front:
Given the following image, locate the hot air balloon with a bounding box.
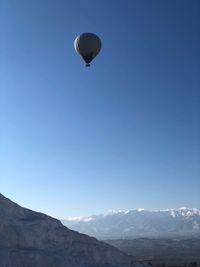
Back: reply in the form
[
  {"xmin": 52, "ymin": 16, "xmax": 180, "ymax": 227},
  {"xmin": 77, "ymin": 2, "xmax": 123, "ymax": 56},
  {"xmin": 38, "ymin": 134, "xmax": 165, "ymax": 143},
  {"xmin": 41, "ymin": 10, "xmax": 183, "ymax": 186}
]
[{"xmin": 74, "ymin": 33, "xmax": 101, "ymax": 67}]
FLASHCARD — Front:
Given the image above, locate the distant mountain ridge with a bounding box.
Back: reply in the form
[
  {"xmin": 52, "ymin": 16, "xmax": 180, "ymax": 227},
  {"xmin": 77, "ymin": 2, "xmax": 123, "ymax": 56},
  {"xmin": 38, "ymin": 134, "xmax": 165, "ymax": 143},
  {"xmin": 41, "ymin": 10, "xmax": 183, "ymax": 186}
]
[
  {"xmin": 62, "ymin": 208, "xmax": 200, "ymax": 239},
  {"xmin": 0, "ymin": 193, "xmax": 148, "ymax": 267}
]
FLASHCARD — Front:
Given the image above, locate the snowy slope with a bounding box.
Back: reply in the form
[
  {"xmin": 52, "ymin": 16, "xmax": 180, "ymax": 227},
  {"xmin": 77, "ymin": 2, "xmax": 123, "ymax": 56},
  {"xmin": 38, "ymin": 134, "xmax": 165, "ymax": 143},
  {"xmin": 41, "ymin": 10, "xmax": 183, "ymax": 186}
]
[{"xmin": 0, "ymin": 193, "xmax": 149, "ymax": 267}]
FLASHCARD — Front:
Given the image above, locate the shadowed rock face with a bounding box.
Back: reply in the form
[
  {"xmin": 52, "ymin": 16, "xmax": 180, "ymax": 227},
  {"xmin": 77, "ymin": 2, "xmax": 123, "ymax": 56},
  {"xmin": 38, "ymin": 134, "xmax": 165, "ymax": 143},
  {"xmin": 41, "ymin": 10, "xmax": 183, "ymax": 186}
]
[{"xmin": 0, "ymin": 194, "xmax": 139, "ymax": 267}]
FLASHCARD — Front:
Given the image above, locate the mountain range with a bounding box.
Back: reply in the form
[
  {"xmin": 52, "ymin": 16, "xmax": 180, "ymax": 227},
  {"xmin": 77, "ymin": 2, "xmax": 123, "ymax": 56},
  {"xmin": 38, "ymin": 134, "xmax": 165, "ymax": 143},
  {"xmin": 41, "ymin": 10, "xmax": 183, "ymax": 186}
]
[
  {"xmin": 0, "ymin": 193, "xmax": 148, "ymax": 267},
  {"xmin": 62, "ymin": 208, "xmax": 200, "ymax": 239}
]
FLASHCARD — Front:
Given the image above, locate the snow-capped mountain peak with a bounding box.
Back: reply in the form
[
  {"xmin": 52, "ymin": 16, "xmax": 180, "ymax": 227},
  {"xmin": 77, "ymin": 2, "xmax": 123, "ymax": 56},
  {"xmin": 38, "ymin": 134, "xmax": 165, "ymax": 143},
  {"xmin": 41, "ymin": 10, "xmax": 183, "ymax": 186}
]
[
  {"xmin": 105, "ymin": 209, "xmax": 131, "ymax": 216},
  {"xmin": 62, "ymin": 208, "xmax": 200, "ymax": 239},
  {"xmin": 65, "ymin": 215, "xmax": 95, "ymax": 223}
]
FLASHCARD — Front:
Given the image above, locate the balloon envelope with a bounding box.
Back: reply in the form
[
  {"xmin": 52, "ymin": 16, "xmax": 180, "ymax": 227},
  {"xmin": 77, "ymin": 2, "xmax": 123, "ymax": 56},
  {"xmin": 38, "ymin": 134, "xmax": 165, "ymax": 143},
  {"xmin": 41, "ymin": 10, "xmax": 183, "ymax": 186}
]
[{"xmin": 74, "ymin": 33, "xmax": 101, "ymax": 66}]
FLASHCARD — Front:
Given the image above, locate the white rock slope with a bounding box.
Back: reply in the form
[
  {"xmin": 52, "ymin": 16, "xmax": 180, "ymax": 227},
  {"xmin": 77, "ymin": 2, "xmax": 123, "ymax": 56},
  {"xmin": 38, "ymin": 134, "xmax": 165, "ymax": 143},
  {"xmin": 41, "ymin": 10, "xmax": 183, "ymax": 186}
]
[{"xmin": 0, "ymin": 193, "xmax": 147, "ymax": 267}]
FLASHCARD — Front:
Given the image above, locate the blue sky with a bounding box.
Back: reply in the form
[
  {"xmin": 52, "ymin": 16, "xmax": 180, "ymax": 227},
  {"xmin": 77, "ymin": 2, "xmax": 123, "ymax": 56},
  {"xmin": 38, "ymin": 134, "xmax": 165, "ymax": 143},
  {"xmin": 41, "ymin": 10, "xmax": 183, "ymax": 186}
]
[{"xmin": 1, "ymin": 0, "xmax": 200, "ymax": 218}]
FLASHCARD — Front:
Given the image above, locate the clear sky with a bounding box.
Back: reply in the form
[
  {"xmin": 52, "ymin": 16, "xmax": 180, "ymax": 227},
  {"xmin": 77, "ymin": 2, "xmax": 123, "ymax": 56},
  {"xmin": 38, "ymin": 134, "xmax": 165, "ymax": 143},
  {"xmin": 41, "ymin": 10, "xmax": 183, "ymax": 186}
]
[{"xmin": 1, "ymin": 0, "xmax": 200, "ymax": 218}]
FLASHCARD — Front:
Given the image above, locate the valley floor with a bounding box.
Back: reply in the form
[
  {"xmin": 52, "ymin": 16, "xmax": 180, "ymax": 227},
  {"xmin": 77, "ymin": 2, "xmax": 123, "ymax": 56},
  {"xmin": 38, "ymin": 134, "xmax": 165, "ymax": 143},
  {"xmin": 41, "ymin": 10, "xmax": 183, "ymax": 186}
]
[{"xmin": 105, "ymin": 238, "xmax": 200, "ymax": 267}]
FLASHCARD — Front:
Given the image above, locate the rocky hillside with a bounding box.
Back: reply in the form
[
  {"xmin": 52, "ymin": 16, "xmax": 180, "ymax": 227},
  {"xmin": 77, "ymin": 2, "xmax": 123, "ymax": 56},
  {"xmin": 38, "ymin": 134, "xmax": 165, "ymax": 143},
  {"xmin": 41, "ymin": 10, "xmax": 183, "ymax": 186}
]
[{"xmin": 0, "ymin": 193, "xmax": 147, "ymax": 267}]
